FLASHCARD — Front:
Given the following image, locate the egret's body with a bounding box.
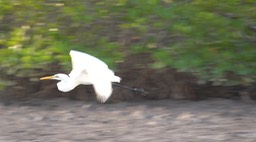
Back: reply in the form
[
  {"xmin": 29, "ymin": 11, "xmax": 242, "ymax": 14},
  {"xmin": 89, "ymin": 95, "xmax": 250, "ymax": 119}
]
[{"xmin": 40, "ymin": 50, "xmax": 121, "ymax": 103}]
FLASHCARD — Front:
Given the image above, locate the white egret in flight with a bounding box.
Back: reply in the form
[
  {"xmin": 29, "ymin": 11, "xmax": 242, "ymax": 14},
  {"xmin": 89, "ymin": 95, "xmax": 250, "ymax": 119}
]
[{"xmin": 40, "ymin": 50, "xmax": 147, "ymax": 103}]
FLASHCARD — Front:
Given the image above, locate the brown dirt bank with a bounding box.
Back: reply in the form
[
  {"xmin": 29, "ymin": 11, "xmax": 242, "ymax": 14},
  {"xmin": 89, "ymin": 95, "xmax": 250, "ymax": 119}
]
[{"xmin": 1, "ymin": 53, "xmax": 255, "ymax": 102}]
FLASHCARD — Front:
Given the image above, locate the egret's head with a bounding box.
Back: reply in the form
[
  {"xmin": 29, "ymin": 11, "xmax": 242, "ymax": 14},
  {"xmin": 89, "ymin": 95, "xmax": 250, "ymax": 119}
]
[
  {"xmin": 40, "ymin": 73, "xmax": 75, "ymax": 92},
  {"xmin": 40, "ymin": 73, "xmax": 69, "ymax": 81}
]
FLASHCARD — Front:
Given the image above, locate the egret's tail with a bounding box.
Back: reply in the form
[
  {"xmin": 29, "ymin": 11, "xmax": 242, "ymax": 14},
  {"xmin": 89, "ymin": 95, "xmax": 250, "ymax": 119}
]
[{"xmin": 112, "ymin": 75, "xmax": 121, "ymax": 83}]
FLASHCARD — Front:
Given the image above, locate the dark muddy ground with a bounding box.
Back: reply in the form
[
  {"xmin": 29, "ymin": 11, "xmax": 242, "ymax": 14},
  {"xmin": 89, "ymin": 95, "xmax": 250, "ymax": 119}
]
[{"xmin": 0, "ymin": 97, "xmax": 256, "ymax": 142}]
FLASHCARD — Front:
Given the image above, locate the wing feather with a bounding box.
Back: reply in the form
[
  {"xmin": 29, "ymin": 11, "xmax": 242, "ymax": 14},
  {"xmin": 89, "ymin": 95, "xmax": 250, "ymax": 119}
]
[
  {"xmin": 92, "ymin": 80, "xmax": 112, "ymax": 103},
  {"xmin": 69, "ymin": 50, "xmax": 108, "ymax": 72},
  {"xmin": 69, "ymin": 50, "xmax": 109, "ymax": 85},
  {"xmin": 69, "ymin": 50, "xmax": 118, "ymax": 103}
]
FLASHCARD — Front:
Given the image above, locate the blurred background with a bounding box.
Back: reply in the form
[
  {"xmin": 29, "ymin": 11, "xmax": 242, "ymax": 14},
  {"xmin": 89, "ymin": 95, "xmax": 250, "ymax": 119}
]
[
  {"xmin": 0, "ymin": 0, "xmax": 255, "ymax": 100},
  {"xmin": 1, "ymin": 1, "xmax": 256, "ymax": 142}
]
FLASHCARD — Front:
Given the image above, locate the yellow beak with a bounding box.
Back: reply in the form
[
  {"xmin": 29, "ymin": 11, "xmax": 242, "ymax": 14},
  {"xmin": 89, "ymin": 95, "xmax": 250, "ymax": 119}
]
[{"xmin": 39, "ymin": 75, "xmax": 55, "ymax": 80}]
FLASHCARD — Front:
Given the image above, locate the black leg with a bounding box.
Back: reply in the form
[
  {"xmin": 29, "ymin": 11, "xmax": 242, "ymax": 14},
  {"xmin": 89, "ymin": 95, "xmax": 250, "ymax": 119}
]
[{"xmin": 112, "ymin": 83, "xmax": 148, "ymax": 96}]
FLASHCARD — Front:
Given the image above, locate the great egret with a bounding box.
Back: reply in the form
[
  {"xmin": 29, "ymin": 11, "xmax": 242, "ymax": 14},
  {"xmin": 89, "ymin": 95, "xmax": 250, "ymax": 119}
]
[{"xmin": 40, "ymin": 50, "xmax": 147, "ymax": 103}]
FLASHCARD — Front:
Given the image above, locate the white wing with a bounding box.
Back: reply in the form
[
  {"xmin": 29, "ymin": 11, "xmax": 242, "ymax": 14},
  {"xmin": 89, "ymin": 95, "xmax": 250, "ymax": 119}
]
[
  {"xmin": 69, "ymin": 50, "xmax": 120, "ymax": 103},
  {"xmin": 69, "ymin": 50, "xmax": 108, "ymax": 72},
  {"xmin": 92, "ymin": 79, "xmax": 113, "ymax": 103},
  {"xmin": 69, "ymin": 50, "xmax": 110, "ymax": 84}
]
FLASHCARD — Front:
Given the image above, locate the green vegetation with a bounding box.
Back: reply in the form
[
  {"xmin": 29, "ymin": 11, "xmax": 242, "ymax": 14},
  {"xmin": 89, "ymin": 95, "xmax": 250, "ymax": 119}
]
[{"xmin": 0, "ymin": 0, "xmax": 255, "ymax": 87}]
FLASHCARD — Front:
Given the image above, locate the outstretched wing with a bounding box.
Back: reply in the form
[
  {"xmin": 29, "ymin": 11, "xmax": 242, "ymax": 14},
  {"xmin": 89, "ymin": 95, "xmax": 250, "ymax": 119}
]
[
  {"xmin": 69, "ymin": 50, "xmax": 116, "ymax": 103},
  {"xmin": 92, "ymin": 80, "xmax": 113, "ymax": 103},
  {"xmin": 69, "ymin": 50, "xmax": 108, "ymax": 72},
  {"xmin": 69, "ymin": 50, "xmax": 109, "ymax": 82}
]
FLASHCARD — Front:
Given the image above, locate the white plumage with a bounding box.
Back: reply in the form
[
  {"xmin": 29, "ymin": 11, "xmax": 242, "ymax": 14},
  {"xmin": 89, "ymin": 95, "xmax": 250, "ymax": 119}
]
[{"xmin": 40, "ymin": 50, "xmax": 121, "ymax": 103}]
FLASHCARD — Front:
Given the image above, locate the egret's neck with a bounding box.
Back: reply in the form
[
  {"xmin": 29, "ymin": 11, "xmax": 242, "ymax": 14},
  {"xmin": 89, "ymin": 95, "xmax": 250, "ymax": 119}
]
[{"xmin": 56, "ymin": 75, "xmax": 78, "ymax": 92}]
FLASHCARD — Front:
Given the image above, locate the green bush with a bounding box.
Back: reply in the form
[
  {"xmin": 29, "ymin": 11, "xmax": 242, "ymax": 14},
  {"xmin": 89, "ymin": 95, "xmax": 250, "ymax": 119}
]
[
  {"xmin": 0, "ymin": 0, "xmax": 255, "ymax": 88},
  {"xmin": 0, "ymin": 0, "xmax": 124, "ymax": 85},
  {"xmin": 152, "ymin": 0, "xmax": 256, "ymax": 85}
]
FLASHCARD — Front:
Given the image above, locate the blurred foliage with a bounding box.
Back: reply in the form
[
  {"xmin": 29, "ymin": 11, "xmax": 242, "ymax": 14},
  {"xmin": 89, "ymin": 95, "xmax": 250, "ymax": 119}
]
[
  {"xmin": 0, "ymin": 0, "xmax": 255, "ymax": 87},
  {"xmin": 152, "ymin": 0, "xmax": 256, "ymax": 85}
]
